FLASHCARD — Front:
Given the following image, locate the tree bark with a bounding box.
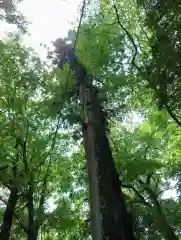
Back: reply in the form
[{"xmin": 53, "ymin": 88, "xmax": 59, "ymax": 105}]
[
  {"xmin": 83, "ymin": 117, "xmax": 102, "ymax": 240},
  {"xmin": 27, "ymin": 184, "xmax": 36, "ymax": 240},
  {"xmin": 82, "ymin": 80, "xmax": 135, "ymax": 240},
  {"xmin": 0, "ymin": 186, "xmax": 18, "ymax": 240}
]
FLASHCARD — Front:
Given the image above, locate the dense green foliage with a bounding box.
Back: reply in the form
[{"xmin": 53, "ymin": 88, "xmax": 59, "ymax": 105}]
[{"xmin": 0, "ymin": 0, "xmax": 181, "ymax": 239}]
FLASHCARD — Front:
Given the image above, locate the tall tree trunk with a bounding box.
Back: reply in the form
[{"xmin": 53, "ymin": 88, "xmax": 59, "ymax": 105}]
[
  {"xmin": 0, "ymin": 185, "xmax": 18, "ymax": 240},
  {"xmin": 27, "ymin": 184, "xmax": 36, "ymax": 240},
  {"xmin": 55, "ymin": 40, "xmax": 135, "ymax": 239},
  {"xmin": 83, "ymin": 115, "xmax": 102, "ymax": 240},
  {"xmin": 82, "ymin": 80, "xmax": 135, "ymax": 239}
]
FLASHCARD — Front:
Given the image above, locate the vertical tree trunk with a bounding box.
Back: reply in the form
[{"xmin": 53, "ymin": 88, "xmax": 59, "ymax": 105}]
[
  {"xmin": 55, "ymin": 40, "xmax": 135, "ymax": 239},
  {"xmin": 28, "ymin": 231, "xmax": 37, "ymax": 240},
  {"xmin": 27, "ymin": 184, "xmax": 36, "ymax": 240},
  {"xmin": 82, "ymin": 80, "xmax": 135, "ymax": 240},
  {"xmin": 83, "ymin": 114, "xmax": 102, "ymax": 240},
  {"xmin": 32, "ymin": 174, "xmax": 48, "ymax": 240},
  {"xmin": 0, "ymin": 186, "xmax": 18, "ymax": 240},
  {"xmin": 27, "ymin": 182, "xmax": 45, "ymax": 240}
]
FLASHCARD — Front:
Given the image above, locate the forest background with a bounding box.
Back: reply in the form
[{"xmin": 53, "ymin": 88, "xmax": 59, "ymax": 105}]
[{"xmin": 0, "ymin": 0, "xmax": 181, "ymax": 239}]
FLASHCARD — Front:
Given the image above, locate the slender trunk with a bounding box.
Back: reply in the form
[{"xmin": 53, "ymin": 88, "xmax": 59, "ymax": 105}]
[
  {"xmin": 22, "ymin": 139, "xmax": 37, "ymax": 240},
  {"xmin": 27, "ymin": 176, "xmax": 46, "ymax": 240},
  {"xmin": 82, "ymin": 80, "xmax": 135, "ymax": 240},
  {"xmin": 0, "ymin": 186, "xmax": 18, "ymax": 240},
  {"xmin": 27, "ymin": 184, "xmax": 36, "ymax": 240},
  {"xmin": 33, "ymin": 175, "xmax": 48, "ymax": 240}
]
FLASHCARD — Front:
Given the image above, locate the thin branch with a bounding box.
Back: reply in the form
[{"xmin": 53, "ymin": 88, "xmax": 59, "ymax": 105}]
[
  {"xmin": 157, "ymin": 186, "xmax": 176, "ymax": 197},
  {"xmin": 113, "ymin": 4, "xmax": 141, "ymax": 71},
  {"xmin": 165, "ymin": 103, "xmax": 181, "ymax": 128},
  {"xmin": 127, "ymin": 199, "xmax": 148, "ymax": 206},
  {"xmin": 35, "ymin": 0, "xmax": 86, "ymax": 170},
  {"xmin": 138, "ymin": 178, "xmax": 144, "ymax": 185},
  {"xmin": 22, "ymin": 140, "xmax": 28, "ymax": 172},
  {"xmin": 139, "ymin": 23, "xmax": 150, "ymax": 42},
  {"xmin": 0, "ymin": 195, "xmax": 7, "ymax": 205},
  {"xmin": 13, "ymin": 212, "xmax": 28, "ymax": 233},
  {"xmin": 144, "ymin": 145, "xmax": 150, "ymax": 158},
  {"xmin": 36, "ymin": 160, "xmax": 51, "ymax": 221},
  {"xmin": 0, "ymin": 164, "xmax": 8, "ymax": 170},
  {"xmin": 112, "ymin": 2, "xmax": 181, "ymax": 130},
  {"xmin": 143, "ymin": 146, "xmax": 154, "ymax": 185},
  {"xmin": 152, "ymin": 176, "xmax": 160, "ymax": 189},
  {"xmin": 146, "ymin": 172, "xmax": 153, "ymax": 185},
  {"xmin": 139, "ymin": 178, "xmax": 162, "ymax": 203},
  {"xmin": 35, "ymin": 116, "xmax": 61, "ymax": 169},
  {"xmin": 122, "ymin": 183, "xmax": 152, "ymax": 208}
]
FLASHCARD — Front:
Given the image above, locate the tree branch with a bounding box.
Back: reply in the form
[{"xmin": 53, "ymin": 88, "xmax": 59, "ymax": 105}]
[
  {"xmin": 122, "ymin": 183, "xmax": 152, "ymax": 208},
  {"xmin": 158, "ymin": 186, "xmax": 176, "ymax": 197},
  {"xmin": 113, "ymin": 4, "xmax": 141, "ymax": 71},
  {"xmin": 0, "ymin": 195, "xmax": 28, "ymax": 233},
  {"xmin": 146, "ymin": 172, "xmax": 153, "ymax": 185},
  {"xmin": 13, "ymin": 212, "xmax": 29, "ymax": 234},
  {"xmin": 165, "ymin": 103, "xmax": 181, "ymax": 128},
  {"xmin": 0, "ymin": 164, "xmax": 8, "ymax": 170}
]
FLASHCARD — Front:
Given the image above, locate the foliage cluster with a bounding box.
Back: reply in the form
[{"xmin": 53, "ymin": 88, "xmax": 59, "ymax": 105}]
[{"xmin": 0, "ymin": 0, "xmax": 181, "ymax": 239}]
